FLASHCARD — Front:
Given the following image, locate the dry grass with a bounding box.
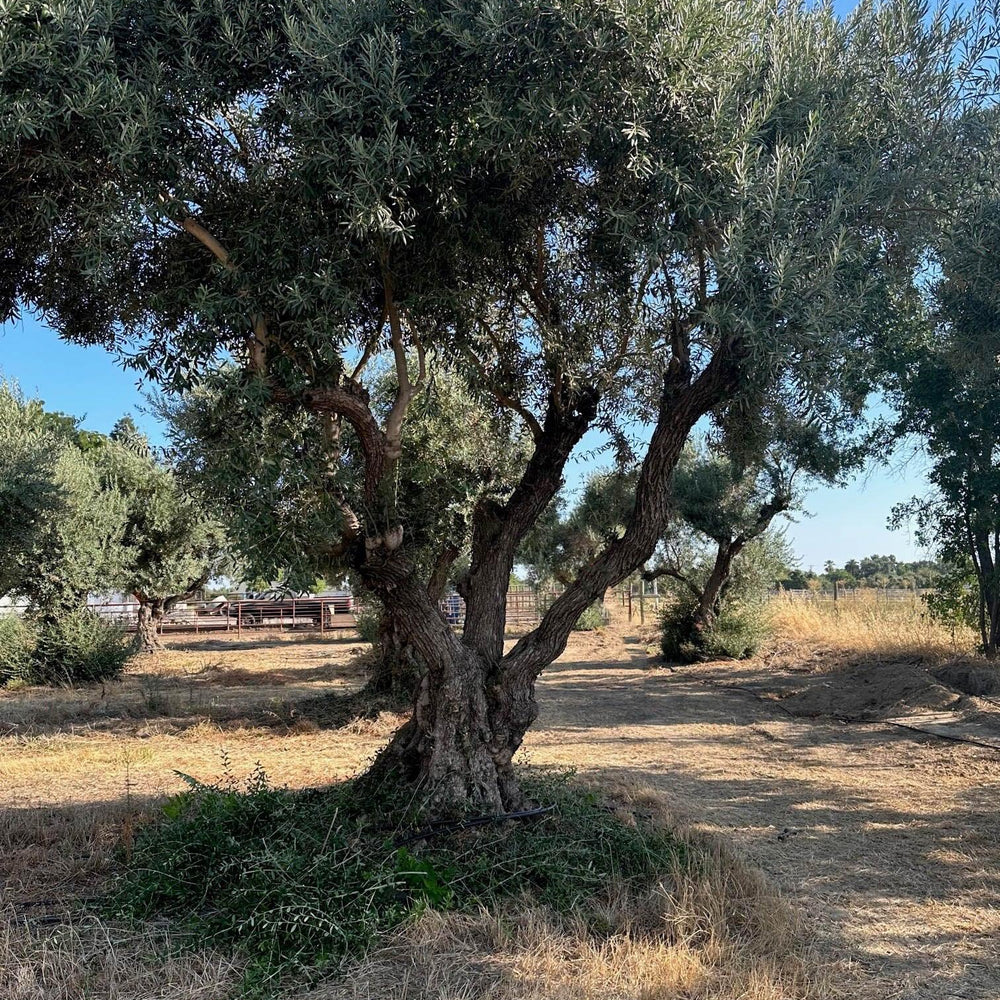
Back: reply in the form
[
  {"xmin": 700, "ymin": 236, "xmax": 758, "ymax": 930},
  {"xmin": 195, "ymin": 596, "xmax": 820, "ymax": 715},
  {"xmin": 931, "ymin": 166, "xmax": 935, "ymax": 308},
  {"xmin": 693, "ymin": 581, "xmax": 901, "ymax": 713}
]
[
  {"xmin": 1, "ymin": 916, "xmax": 242, "ymax": 1000},
  {"xmin": 767, "ymin": 593, "xmax": 977, "ymax": 662},
  {"xmin": 0, "ymin": 781, "xmax": 828, "ymax": 1000},
  {"xmin": 301, "ymin": 786, "xmax": 829, "ymax": 1000}
]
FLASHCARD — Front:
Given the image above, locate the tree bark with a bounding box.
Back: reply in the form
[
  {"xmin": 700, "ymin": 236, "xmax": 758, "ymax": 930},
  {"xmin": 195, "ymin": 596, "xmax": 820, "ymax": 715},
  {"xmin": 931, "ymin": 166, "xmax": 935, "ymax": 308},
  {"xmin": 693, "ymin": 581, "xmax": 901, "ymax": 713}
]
[
  {"xmin": 459, "ymin": 382, "xmax": 600, "ymax": 662},
  {"xmin": 365, "ymin": 542, "xmax": 460, "ymax": 697},
  {"xmin": 134, "ymin": 597, "xmax": 165, "ymax": 654},
  {"xmin": 132, "ymin": 573, "xmax": 209, "ymax": 657},
  {"xmin": 692, "ymin": 539, "xmax": 742, "ymax": 632},
  {"xmin": 361, "ymin": 356, "xmax": 739, "ymax": 816},
  {"xmin": 360, "ymin": 550, "xmax": 521, "ymax": 816},
  {"xmin": 367, "ymin": 612, "xmax": 424, "ymax": 696}
]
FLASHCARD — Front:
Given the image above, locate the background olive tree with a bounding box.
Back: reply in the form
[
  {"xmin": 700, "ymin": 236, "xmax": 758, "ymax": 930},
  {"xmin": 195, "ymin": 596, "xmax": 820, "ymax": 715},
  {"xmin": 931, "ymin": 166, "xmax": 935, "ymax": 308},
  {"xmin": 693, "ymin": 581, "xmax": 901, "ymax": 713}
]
[
  {"xmin": 0, "ymin": 381, "xmax": 131, "ymax": 682},
  {"xmin": 95, "ymin": 419, "xmax": 228, "ymax": 653}
]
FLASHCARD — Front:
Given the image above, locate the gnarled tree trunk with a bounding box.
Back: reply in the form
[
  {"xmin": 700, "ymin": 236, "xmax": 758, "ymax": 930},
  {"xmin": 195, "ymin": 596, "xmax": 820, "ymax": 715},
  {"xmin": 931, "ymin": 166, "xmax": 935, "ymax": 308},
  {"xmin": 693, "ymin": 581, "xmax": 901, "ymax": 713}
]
[
  {"xmin": 359, "ymin": 360, "xmax": 737, "ymax": 817},
  {"xmin": 360, "ymin": 557, "xmax": 522, "ymax": 815},
  {"xmin": 365, "ymin": 543, "xmax": 460, "ymax": 698},
  {"xmin": 134, "ymin": 596, "xmax": 165, "ymax": 654},
  {"xmin": 367, "ymin": 612, "xmax": 424, "ymax": 695}
]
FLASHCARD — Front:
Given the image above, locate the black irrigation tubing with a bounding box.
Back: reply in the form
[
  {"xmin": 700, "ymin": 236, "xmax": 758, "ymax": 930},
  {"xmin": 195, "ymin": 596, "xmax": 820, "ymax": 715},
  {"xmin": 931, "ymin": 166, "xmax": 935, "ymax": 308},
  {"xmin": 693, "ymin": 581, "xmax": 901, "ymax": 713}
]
[
  {"xmin": 393, "ymin": 804, "xmax": 557, "ymax": 848},
  {"xmin": 881, "ymin": 720, "xmax": 1000, "ymax": 753},
  {"xmin": 693, "ymin": 676, "xmax": 1000, "ymax": 754}
]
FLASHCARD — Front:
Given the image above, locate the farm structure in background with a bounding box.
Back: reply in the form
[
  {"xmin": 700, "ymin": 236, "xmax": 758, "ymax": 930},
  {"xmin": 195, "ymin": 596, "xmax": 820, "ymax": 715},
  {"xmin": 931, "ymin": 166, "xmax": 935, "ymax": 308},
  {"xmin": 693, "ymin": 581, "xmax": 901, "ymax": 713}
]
[{"xmin": 0, "ymin": 587, "xmax": 572, "ymax": 636}]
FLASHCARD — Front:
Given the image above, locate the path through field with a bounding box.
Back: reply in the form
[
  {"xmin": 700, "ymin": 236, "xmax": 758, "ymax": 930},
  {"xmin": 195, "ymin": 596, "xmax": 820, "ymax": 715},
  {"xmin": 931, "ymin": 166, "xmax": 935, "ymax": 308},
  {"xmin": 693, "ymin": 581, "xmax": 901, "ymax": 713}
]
[{"xmin": 524, "ymin": 619, "xmax": 1000, "ymax": 1000}]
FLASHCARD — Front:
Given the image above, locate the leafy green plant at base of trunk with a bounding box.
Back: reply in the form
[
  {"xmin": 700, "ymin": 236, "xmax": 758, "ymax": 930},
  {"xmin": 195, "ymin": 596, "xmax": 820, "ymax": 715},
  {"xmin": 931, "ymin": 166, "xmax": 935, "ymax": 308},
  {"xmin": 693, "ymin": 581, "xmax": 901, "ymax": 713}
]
[{"xmin": 111, "ymin": 768, "xmax": 684, "ymax": 995}]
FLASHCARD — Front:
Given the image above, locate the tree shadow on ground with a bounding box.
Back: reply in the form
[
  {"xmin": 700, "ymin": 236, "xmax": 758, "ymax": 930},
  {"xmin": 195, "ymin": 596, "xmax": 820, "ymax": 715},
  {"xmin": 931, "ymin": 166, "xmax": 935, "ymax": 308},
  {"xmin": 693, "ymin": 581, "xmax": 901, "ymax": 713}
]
[{"xmin": 164, "ymin": 633, "xmax": 360, "ymax": 653}]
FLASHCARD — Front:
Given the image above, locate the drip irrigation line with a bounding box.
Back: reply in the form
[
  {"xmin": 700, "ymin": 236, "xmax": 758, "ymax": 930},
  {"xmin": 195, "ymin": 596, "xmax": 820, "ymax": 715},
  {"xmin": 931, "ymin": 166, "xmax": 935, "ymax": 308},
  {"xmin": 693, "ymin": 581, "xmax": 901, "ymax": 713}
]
[{"xmin": 880, "ymin": 720, "xmax": 1000, "ymax": 753}]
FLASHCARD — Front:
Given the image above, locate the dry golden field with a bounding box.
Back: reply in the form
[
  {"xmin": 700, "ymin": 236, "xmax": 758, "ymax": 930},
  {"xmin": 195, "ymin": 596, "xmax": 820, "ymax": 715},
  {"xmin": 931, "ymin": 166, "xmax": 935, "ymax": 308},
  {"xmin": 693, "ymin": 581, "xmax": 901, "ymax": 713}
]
[{"xmin": 2, "ymin": 597, "xmax": 999, "ymax": 999}]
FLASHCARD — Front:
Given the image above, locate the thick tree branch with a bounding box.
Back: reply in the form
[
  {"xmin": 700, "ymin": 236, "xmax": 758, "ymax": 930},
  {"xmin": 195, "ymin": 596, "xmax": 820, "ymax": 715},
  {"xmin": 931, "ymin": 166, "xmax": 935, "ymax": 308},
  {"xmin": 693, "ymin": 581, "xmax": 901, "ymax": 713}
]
[
  {"xmin": 642, "ymin": 564, "xmax": 702, "ymax": 600},
  {"xmin": 427, "ymin": 543, "xmax": 461, "ymax": 603},
  {"xmin": 274, "ymin": 381, "xmax": 388, "ymax": 500},
  {"xmin": 181, "ymin": 217, "xmax": 231, "ymax": 266},
  {"xmin": 501, "ymin": 345, "xmax": 742, "ymax": 681},
  {"xmin": 382, "ymin": 271, "xmax": 425, "ymax": 460},
  {"xmin": 460, "ymin": 379, "xmax": 600, "ymax": 661}
]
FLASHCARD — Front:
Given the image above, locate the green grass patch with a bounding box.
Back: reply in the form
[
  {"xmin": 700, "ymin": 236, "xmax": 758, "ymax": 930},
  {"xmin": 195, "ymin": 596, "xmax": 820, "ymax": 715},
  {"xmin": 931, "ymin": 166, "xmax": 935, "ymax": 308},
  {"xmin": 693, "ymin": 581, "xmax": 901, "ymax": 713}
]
[{"xmin": 111, "ymin": 767, "xmax": 684, "ymax": 995}]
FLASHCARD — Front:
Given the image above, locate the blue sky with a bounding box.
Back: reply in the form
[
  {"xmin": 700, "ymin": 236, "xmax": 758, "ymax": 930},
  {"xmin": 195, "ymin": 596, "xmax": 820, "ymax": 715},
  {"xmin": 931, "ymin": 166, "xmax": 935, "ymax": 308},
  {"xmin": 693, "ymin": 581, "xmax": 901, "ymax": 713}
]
[{"xmin": 0, "ymin": 312, "xmax": 932, "ymax": 571}]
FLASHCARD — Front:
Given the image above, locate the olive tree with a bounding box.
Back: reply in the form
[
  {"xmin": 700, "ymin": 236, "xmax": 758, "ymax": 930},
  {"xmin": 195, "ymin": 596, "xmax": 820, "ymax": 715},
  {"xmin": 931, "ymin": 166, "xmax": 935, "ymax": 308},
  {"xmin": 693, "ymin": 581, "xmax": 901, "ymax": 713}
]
[
  {"xmin": 0, "ymin": 380, "xmax": 126, "ymax": 613},
  {"xmin": 3, "ymin": 0, "xmax": 991, "ymax": 813},
  {"xmin": 96, "ymin": 420, "xmax": 227, "ymax": 653},
  {"xmin": 648, "ymin": 417, "xmax": 852, "ymax": 657}
]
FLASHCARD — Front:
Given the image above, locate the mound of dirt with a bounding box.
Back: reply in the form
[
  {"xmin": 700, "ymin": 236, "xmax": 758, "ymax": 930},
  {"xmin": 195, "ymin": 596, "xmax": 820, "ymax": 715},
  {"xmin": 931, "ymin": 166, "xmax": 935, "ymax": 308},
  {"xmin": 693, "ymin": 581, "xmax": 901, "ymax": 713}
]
[
  {"xmin": 779, "ymin": 661, "xmax": 963, "ymax": 721},
  {"xmin": 934, "ymin": 658, "xmax": 1000, "ymax": 697}
]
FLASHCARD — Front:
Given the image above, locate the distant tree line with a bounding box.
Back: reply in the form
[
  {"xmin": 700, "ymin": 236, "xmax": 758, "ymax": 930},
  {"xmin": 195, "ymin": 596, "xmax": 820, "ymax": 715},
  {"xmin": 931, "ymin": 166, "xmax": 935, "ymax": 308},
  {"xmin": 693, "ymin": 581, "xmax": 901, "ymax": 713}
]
[{"xmin": 778, "ymin": 555, "xmax": 947, "ymax": 593}]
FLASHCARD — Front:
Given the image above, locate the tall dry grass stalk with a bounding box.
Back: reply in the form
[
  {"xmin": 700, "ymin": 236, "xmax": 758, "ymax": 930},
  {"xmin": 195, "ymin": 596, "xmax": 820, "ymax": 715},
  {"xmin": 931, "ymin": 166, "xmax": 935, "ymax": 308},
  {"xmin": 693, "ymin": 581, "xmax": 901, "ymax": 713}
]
[
  {"xmin": 767, "ymin": 592, "xmax": 976, "ymax": 661},
  {"xmin": 0, "ymin": 914, "xmax": 241, "ymax": 1000}
]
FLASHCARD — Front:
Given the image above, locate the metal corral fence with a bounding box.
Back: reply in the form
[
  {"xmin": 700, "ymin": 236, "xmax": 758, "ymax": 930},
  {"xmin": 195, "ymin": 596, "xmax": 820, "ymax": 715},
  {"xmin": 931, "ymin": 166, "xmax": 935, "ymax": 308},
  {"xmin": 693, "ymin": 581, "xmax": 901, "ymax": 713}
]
[
  {"xmin": 771, "ymin": 587, "xmax": 929, "ymax": 603},
  {"xmin": 433, "ymin": 587, "xmax": 566, "ymax": 630},
  {"xmin": 0, "ymin": 597, "xmax": 356, "ymax": 636},
  {"xmin": 0, "ymin": 588, "xmax": 570, "ymax": 636}
]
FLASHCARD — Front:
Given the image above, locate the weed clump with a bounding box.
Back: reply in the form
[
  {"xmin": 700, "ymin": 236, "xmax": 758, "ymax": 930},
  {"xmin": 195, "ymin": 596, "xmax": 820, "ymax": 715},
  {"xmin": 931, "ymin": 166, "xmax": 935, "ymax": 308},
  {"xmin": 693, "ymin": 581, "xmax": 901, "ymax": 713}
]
[
  {"xmin": 112, "ymin": 768, "xmax": 684, "ymax": 993},
  {"xmin": 0, "ymin": 614, "xmax": 35, "ymax": 685}
]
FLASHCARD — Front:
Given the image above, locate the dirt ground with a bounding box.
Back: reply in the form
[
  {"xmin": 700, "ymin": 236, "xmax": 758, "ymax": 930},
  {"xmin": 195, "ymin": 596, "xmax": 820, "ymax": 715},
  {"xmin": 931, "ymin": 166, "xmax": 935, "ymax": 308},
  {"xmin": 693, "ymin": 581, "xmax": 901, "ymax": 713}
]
[
  {"xmin": 529, "ymin": 620, "xmax": 1000, "ymax": 1000},
  {"xmin": 3, "ymin": 614, "xmax": 999, "ymax": 999}
]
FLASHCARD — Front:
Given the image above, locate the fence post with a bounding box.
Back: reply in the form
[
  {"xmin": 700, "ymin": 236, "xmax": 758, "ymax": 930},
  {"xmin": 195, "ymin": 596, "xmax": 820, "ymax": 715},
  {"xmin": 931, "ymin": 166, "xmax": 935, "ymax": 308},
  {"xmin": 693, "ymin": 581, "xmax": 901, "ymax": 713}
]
[
  {"xmin": 639, "ymin": 579, "xmax": 645, "ymax": 625},
  {"xmin": 237, "ymin": 602, "xmax": 242, "ymax": 637},
  {"xmin": 627, "ymin": 587, "xmax": 633, "ymax": 623}
]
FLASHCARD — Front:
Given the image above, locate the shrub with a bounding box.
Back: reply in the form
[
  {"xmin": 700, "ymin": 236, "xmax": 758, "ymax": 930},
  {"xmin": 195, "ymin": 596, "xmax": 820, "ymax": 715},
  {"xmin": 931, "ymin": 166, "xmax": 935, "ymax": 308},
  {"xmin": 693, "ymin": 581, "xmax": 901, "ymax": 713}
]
[
  {"xmin": 572, "ymin": 602, "xmax": 607, "ymax": 631},
  {"xmin": 702, "ymin": 602, "xmax": 771, "ymax": 659},
  {"xmin": 660, "ymin": 597, "xmax": 770, "ymax": 662},
  {"xmin": 30, "ymin": 608, "xmax": 131, "ymax": 685},
  {"xmin": 537, "ymin": 592, "xmax": 606, "ymax": 631},
  {"xmin": 0, "ymin": 614, "xmax": 36, "ymax": 685},
  {"xmin": 924, "ymin": 560, "xmax": 980, "ymax": 639},
  {"xmin": 113, "ymin": 768, "xmax": 684, "ymax": 993},
  {"xmin": 352, "ymin": 601, "xmax": 381, "ymax": 645}
]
